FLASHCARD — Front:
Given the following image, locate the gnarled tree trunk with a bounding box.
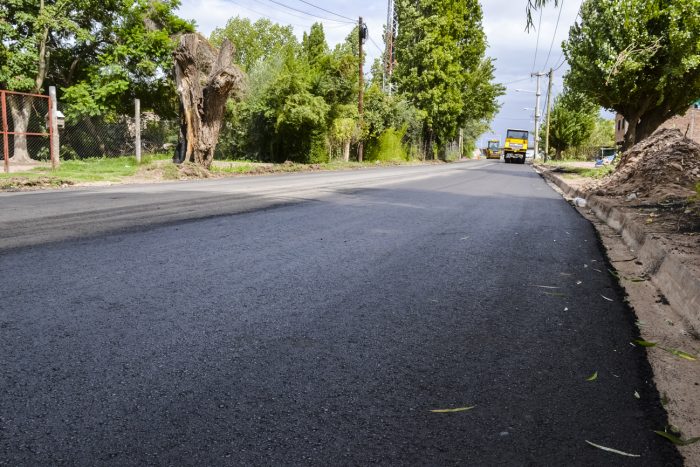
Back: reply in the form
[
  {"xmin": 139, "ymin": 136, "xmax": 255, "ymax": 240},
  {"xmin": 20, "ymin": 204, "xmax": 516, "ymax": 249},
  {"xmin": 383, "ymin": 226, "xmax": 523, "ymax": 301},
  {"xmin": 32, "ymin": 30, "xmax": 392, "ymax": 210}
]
[
  {"xmin": 8, "ymin": 99, "xmax": 33, "ymax": 163},
  {"xmin": 173, "ymin": 33, "xmax": 244, "ymax": 168}
]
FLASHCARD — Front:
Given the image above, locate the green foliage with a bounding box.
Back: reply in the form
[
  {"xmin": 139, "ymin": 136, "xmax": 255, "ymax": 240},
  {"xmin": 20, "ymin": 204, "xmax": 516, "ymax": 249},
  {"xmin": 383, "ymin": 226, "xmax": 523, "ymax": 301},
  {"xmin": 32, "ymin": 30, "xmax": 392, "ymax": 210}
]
[
  {"xmin": 366, "ymin": 128, "xmax": 408, "ymax": 162},
  {"xmin": 0, "ymin": 0, "xmax": 193, "ymax": 119},
  {"xmin": 210, "ymin": 17, "xmax": 297, "ymax": 72},
  {"xmin": 541, "ymin": 87, "xmax": 598, "ymax": 159},
  {"xmin": 394, "ymin": 0, "xmax": 503, "ymax": 153},
  {"xmin": 564, "ymin": 0, "xmax": 700, "ymax": 147}
]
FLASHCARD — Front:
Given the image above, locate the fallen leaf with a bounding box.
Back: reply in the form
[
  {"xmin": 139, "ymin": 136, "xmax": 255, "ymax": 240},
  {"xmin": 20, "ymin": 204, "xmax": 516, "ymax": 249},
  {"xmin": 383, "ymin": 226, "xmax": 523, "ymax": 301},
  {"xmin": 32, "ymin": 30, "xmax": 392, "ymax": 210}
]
[
  {"xmin": 430, "ymin": 406, "xmax": 475, "ymax": 413},
  {"xmin": 532, "ymin": 285, "xmax": 560, "ymax": 289},
  {"xmin": 634, "ymin": 391, "xmax": 640, "ymax": 399},
  {"xmin": 585, "ymin": 440, "xmax": 640, "ymax": 457},
  {"xmin": 544, "ymin": 292, "xmax": 567, "ymax": 297},
  {"xmin": 601, "ymin": 295, "xmax": 614, "ymax": 302},
  {"xmin": 633, "ymin": 339, "xmax": 657, "ymax": 347},
  {"xmin": 661, "ymin": 348, "xmax": 697, "ymax": 361},
  {"xmin": 586, "ymin": 371, "xmax": 598, "ymax": 381},
  {"xmin": 654, "ymin": 431, "xmax": 700, "ymax": 446}
]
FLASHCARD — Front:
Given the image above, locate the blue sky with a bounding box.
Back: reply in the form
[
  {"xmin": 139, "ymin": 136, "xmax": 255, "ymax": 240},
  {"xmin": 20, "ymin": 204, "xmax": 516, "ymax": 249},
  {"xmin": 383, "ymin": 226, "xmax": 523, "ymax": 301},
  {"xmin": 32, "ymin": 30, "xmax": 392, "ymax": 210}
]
[{"xmin": 177, "ymin": 0, "xmax": 590, "ymax": 146}]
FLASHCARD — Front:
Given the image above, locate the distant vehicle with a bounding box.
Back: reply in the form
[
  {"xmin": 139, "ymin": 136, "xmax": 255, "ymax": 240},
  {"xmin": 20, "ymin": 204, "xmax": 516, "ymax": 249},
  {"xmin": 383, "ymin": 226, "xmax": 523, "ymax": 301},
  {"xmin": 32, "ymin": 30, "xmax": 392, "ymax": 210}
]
[
  {"xmin": 594, "ymin": 147, "xmax": 617, "ymax": 167},
  {"xmin": 504, "ymin": 129, "xmax": 528, "ymax": 164},
  {"xmin": 485, "ymin": 139, "xmax": 502, "ymax": 159}
]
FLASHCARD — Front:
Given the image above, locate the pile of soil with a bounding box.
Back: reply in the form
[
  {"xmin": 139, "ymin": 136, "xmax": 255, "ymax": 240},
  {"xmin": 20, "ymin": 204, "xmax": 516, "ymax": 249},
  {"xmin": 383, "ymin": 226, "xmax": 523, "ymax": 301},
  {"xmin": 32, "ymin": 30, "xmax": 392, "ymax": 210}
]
[
  {"xmin": 0, "ymin": 177, "xmax": 74, "ymax": 191},
  {"xmin": 593, "ymin": 129, "xmax": 700, "ymax": 202}
]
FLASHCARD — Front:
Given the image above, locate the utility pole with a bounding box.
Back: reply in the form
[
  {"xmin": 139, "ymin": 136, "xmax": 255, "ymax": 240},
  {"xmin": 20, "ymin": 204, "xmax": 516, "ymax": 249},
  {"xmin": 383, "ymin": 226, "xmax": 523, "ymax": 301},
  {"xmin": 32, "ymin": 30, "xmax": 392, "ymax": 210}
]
[
  {"xmin": 544, "ymin": 68, "xmax": 553, "ymax": 162},
  {"xmin": 358, "ymin": 16, "xmax": 365, "ymax": 162},
  {"xmin": 384, "ymin": 0, "xmax": 397, "ymax": 95},
  {"xmin": 531, "ymin": 72, "xmax": 545, "ymax": 160},
  {"xmin": 135, "ymin": 98, "xmax": 141, "ymax": 164}
]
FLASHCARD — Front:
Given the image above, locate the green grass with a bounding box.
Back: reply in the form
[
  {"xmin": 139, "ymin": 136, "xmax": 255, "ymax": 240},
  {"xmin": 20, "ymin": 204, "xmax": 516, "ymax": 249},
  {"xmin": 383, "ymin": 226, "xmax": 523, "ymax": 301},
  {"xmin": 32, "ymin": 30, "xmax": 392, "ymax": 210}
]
[
  {"xmin": 0, "ymin": 154, "xmax": 171, "ymax": 186},
  {"xmin": 1, "ymin": 155, "xmax": 436, "ymax": 189}
]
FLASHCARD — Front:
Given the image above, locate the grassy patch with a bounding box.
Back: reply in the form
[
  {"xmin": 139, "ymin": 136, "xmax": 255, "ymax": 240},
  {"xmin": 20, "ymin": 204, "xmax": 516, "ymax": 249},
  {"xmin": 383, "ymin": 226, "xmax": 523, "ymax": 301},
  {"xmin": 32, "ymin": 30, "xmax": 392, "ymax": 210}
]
[
  {"xmin": 0, "ymin": 154, "xmax": 171, "ymax": 188},
  {"xmin": 545, "ymin": 161, "xmax": 616, "ymax": 179}
]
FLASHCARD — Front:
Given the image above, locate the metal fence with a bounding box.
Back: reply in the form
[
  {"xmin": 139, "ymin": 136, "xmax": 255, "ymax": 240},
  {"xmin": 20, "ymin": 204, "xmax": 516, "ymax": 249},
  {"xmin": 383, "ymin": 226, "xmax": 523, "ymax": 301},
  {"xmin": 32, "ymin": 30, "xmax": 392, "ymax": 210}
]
[
  {"xmin": 60, "ymin": 115, "xmax": 179, "ymax": 160},
  {"xmin": 1, "ymin": 89, "xmax": 179, "ymax": 171},
  {"xmin": 0, "ymin": 90, "xmax": 57, "ymax": 172}
]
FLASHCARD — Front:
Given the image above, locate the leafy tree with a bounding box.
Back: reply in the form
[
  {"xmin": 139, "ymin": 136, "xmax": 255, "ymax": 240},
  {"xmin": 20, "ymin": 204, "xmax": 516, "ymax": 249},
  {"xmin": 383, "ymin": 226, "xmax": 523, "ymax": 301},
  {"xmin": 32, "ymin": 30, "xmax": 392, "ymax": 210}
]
[
  {"xmin": 564, "ymin": 0, "xmax": 700, "ymax": 149},
  {"xmin": 0, "ymin": 0, "xmax": 192, "ymax": 161},
  {"xmin": 302, "ymin": 23, "xmax": 329, "ymax": 67},
  {"xmin": 394, "ymin": 0, "xmax": 503, "ymax": 157},
  {"xmin": 210, "ymin": 17, "xmax": 297, "ymax": 73},
  {"xmin": 542, "ymin": 88, "xmax": 597, "ymax": 159}
]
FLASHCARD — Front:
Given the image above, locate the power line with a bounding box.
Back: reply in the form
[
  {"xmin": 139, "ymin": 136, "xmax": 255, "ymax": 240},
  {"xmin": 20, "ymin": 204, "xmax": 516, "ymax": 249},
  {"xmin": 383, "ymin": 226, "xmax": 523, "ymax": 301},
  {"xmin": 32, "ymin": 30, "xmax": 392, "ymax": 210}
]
[
  {"xmin": 541, "ymin": 0, "xmax": 564, "ymax": 70},
  {"xmin": 530, "ymin": 7, "xmax": 543, "ymax": 74},
  {"xmin": 368, "ymin": 36, "xmax": 384, "ymax": 54},
  {"xmin": 293, "ymin": 0, "xmax": 355, "ymax": 22},
  {"xmin": 252, "ymin": 0, "xmax": 356, "ymax": 24},
  {"xmin": 503, "ymin": 76, "xmax": 533, "ymax": 86},
  {"xmin": 221, "ymin": 0, "xmax": 314, "ymax": 29}
]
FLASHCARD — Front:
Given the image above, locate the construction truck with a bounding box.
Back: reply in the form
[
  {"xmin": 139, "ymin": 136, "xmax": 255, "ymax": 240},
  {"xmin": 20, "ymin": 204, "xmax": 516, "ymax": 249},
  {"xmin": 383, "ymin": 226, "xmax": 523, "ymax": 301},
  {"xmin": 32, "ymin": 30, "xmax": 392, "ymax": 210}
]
[
  {"xmin": 503, "ymin": 129, "xmax": 528, "ymax": 164},
  {"xmin": 485, "ymin": 139, "xmax": 501, "ymax": 159}
]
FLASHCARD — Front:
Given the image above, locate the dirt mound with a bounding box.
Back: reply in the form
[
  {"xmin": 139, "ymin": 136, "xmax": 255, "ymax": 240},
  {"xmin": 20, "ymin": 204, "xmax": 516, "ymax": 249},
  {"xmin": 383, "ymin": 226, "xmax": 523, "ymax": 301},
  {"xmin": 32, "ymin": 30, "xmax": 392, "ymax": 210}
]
[
  {"xmin": 0, "ymin": 177, "xmax": 74, "ymax": 191},
  {"xmin": 178, "ymin": 163, "xmax": 213, "ymax": 179},
  {"xmin": 594, "ymin": 129, "xmax": 700, "ymax": 202}
]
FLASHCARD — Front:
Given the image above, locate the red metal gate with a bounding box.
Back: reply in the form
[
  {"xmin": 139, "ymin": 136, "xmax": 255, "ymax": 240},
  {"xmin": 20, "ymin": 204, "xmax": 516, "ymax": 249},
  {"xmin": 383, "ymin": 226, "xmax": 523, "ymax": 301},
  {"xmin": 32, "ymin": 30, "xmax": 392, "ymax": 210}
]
[{"xmin": 0, "ymin": 90, "xmax": 56, "ymax": 173}]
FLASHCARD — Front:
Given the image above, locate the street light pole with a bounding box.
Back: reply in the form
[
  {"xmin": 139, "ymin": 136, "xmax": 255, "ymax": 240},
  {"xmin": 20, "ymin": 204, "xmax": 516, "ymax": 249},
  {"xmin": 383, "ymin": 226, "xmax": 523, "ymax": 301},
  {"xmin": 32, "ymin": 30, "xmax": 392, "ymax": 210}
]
[{"xmin": 531, "ymin": 72, "xmax": 545, "ymax": 160}]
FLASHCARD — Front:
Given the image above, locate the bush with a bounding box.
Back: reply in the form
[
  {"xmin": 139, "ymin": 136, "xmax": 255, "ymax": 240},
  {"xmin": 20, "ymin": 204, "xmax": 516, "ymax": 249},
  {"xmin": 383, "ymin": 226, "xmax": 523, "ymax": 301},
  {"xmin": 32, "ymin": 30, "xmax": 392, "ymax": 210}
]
[{"xmin": 366, "ymin": 128, "xmax": 408, "ymax": 162}]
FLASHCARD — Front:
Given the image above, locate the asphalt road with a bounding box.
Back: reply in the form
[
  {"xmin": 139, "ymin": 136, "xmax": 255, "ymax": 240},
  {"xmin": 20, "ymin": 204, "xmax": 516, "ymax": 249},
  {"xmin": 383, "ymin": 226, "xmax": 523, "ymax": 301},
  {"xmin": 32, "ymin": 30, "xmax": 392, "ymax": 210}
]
[{"xmin": 0, "ymin": 161, "xmax": 681, "ymax": 465}]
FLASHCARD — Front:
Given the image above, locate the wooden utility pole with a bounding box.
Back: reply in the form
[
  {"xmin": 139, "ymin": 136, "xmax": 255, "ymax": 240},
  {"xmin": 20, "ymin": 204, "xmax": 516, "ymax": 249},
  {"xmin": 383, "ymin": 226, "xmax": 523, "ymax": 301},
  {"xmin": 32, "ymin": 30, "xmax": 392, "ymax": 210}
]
[
  {"xmin": 544, "ymin": 68, "xmax": 553, "ymax": 162},
  {"xmin": 358, "ymin": 16, "xmax": 365, "ymax": 162}
]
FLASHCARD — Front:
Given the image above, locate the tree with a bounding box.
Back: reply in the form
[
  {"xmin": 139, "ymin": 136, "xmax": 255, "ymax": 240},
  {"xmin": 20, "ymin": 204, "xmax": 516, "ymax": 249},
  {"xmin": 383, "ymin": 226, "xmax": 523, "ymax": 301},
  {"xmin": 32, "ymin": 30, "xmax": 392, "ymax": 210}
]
[
  {"xmin": 542, "ymin": 88, "xmax": 597, "ymax": 159},
  {"xmin": 173, "ymin": 34, "xmax": 245, "ymax": 168},
  {"xmin": 394, "ymin": 0, "xmax": 503, "ymax": 157},
  {"xmin": 302, "ymin": 23, "xmax": 329, "ymax": 67},
  {"xmin": 209, "ymin": 17, "xmax": 297, "ymax": 73},
  {"xmin": 564, "ymin": 0, "xmax": 700, "ymax": 149},
  {"xmin": 0, "ymin": 0, "xmax": 192, "ymax": 161}
]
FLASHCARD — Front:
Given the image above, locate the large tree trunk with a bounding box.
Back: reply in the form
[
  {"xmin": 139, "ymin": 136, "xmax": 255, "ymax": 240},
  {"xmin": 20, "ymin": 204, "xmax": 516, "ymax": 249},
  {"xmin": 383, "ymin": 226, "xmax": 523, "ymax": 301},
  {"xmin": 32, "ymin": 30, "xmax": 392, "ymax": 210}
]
[
  {"xmin": 173, "ymin": 33, "xmax": 244, "ymax": 169},
  {"xmin": 8, "ymin": 99, "xmax": 33, "ymax": 163}
]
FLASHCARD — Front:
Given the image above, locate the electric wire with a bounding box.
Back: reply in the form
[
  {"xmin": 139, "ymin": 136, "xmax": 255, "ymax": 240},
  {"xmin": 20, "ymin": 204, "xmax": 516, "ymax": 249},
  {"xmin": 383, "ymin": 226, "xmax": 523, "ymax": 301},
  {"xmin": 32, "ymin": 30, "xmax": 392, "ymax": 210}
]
[
  {"xmin": 293, "ymin": 0, "xmax": 355, "ymax": 22},
  {"xmin": 368, "ymin": 36, "xmax": 384, "ymax": 54},
  {"xmin": 221, "ymin": 0, "xmax": 314, "ymax": 29},
  {"xmin": 541, "ymin": 0, "xmax": 564, "ymax": 70},
  {"xmin": 530, "ymin": 7, "xmax": 543, "ymax": 74},
  {"xmin": 252, "ymin": 0, "xmax": 356, "ymax": 24}
]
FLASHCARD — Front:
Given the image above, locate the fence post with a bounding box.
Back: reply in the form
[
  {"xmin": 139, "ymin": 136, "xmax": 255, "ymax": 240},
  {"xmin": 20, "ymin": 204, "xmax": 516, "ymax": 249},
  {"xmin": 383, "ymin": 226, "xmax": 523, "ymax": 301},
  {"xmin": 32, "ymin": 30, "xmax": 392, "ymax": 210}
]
[
  {"xmin": 48, "ymin": 86, "xmax": 59, "ymax": 169},
  {"xmin": 134, "ymin": 98, "xmax": 141, "ymax": 164},
  {"xmin": 1, "ymin": 91, "xmax": 9, "ymax": 173}
]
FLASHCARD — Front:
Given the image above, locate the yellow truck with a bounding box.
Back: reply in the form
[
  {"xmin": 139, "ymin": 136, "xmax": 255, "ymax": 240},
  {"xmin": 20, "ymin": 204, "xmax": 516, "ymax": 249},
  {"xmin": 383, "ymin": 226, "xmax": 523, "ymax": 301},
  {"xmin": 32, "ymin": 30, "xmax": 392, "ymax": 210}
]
[
  {"xmin": 485, "ymin": 139, "xmax": 501, "ymax": 159},
  {"xmin": 503, "ymin": 129, "xmax": 528, "ymax": 164}
]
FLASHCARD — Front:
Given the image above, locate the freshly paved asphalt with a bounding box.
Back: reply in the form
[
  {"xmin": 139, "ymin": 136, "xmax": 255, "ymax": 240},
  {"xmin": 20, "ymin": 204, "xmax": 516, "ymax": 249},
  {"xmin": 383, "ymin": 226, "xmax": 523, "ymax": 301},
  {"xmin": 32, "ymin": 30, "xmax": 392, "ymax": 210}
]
[{"xmin": 0, "ymin": 161, "xmax": 681, "ymax": 465}]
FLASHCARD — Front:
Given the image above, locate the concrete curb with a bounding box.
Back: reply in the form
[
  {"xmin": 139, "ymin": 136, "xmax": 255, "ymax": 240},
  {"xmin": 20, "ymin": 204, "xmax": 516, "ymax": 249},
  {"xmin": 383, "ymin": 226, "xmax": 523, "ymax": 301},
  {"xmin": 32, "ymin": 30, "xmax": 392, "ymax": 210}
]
[{"xmin": 538, "ymin": 167, "xmax": 700, "ymax": 334}]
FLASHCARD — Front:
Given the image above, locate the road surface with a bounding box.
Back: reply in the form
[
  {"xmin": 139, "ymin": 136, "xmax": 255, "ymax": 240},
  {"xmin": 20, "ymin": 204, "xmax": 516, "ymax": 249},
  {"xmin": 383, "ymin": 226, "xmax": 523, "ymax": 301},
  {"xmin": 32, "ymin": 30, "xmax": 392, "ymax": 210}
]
[{"xmin": 0, "ymin": 161, "xmax": 680, "ymax": 465}]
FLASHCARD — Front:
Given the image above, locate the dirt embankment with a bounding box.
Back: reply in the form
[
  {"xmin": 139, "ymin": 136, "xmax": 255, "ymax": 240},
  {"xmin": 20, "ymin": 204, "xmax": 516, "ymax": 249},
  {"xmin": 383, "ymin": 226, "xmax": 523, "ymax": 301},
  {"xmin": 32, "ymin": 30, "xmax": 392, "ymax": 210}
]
[{"xmin": 591, "ymin": 129, "xmax": 700, "ymax": 204}]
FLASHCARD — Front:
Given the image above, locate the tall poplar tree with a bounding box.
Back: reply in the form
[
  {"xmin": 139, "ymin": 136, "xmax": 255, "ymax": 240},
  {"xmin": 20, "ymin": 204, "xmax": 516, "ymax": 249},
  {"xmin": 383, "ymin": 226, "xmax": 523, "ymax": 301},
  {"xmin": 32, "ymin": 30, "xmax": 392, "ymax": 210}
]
[{"xmin": 394, "ymin": 0, "xmax": 503, "ymax": 157}]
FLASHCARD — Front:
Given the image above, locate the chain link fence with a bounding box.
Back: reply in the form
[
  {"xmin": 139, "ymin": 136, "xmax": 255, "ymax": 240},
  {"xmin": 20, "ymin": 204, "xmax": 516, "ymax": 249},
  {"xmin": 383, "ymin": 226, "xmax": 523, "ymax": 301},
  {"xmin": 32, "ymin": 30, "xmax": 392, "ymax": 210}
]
[{"xmin": 59, "ymin": 113, "xmax": 179, "ymax": 160}]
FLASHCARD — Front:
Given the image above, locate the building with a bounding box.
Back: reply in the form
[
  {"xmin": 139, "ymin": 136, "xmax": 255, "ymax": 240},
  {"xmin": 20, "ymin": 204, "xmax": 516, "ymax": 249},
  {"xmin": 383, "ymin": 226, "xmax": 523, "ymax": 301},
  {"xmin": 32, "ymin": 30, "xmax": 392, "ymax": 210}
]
[{"xmin": 615, "ymin": 102, "xmax": 700, "ymax": 146}]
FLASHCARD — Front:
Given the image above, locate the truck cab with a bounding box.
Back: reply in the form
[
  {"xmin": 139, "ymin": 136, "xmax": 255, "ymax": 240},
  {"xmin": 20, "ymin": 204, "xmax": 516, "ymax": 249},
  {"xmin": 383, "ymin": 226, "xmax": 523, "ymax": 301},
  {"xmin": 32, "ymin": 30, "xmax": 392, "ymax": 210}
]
[
  {"xmin": 503, "ymin": 129, "xmax": 528, "ymax": 164},
  {"xmin": 486, "ymin": 139, "xmax": 501, "ymax": 159}
]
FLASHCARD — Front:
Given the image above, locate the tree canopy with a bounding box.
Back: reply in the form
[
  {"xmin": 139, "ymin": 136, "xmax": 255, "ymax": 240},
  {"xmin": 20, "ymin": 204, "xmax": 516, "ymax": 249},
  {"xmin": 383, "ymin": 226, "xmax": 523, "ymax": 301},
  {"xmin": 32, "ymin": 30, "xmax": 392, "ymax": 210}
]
[
  {"xmin": 0, "ymin": 0, "xmax": 193, "ymax": 117},
  {"xmin": 563, "ymin": 0, "xmax": 700, "ymax": 148},
  {"xmin": 394, "ymin": 0, "xmax": 503, "ymax": 156}
]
